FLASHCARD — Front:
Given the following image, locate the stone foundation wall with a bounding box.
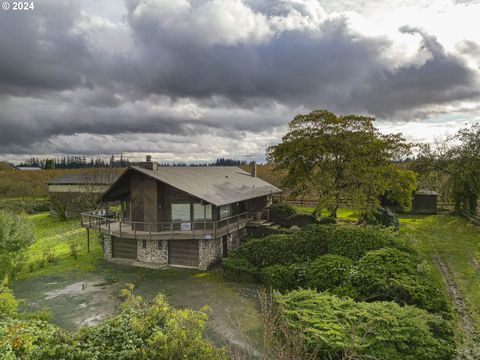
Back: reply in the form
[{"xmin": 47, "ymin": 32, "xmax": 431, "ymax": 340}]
[
  {"xmin": 102, "ymin": 234, "xmax": 112, "ymax": 260},
  {"xmin": 198, "ymin": 229, "xmax": 246, "ymax": 270},
  {"xmin": 137, "ymin": 239, "xmax": 168, "ymax": 266},
  {"xmin": 199, "ymin": 237, "xmax": 221, "ymax": 270}
]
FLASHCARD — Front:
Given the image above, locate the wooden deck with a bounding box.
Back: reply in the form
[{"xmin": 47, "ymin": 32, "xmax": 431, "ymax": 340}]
[{"xmin": 81, "ymin": 212, "xmax": 248, "ymax": 241}]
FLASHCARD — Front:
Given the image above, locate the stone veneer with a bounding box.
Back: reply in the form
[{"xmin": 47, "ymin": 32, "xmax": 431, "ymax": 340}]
[
  {"xmin": 102, "ymin": 228, "xmax": 245, "ymax": 270},
  {"xmin": 137, "ymin": 239, "xmax": 168, "ymax": 266},
  {"xmin": 198, "ymin": 230, "xmax": 243, "ymax": 270},
  {"xmin": 102, "ymin": 234, "xmax": 112, "ymax": 260}
]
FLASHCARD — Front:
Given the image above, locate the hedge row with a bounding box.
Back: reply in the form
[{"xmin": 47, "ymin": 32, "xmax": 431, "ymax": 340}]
[
  {"xmin": 259, "ymin": 248, "xmax": 449, "ymax": 314},
  {"xmin": 227, "ymin": 224, "xmax": 399, "ymax": 270},
  {"xmin": 275, "ymin": 290, "xmax": 454, "ymax": 360}
]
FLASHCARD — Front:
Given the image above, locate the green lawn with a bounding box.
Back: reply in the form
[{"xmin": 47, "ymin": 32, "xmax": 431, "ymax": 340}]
[
  {"xmin": 399, "ymin": 214, "xmax": 480, "ymax": 354},
  {"xmin": 18, "ymin": 213, "xmax": 103, "ymax": 279},
  {"xmin": 293, "ymin": 206, "xmax": 358, "ymax": 220}
]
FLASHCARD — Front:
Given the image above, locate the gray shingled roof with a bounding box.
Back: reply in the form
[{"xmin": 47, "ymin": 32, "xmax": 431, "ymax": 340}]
[
  {"xmin": 107, "ymin": 166, "xmax": 281, "ymax": 206},
  {"xmin": 48, "ymin": 172, "xmax": 119, "ymax": 185}
]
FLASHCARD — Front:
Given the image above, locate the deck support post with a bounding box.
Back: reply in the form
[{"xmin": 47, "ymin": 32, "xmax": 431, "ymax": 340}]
[{"xmin": 87, "ymin": 228, "xmax": 90, "ymax": 253}]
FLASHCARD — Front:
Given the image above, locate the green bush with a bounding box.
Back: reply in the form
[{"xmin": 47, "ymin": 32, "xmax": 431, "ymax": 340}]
[
  {"xmin": 269, "ymin": 203, "xmax": 296, "ymax": 227},
  {"xmin": 300, "ymin": 224, "xmax": 399, "ymax": 260},
  {"xmin": 0, "ymin": 285, "xmax": 225, "ymax": 360},
  {"xmin": 0, "ymin": 210, "xmax": 35, "ymax": 281},
  {"xmin": 288, "ymin": 213, "xmax": 317, "ymax": 227},
  {"xmin": 231, "ymin": 234, "xmax": 309, "ymax": 267},
  {"xmin": 222, "ymin": 256, "xmax": 258, "ymax": 282},
  {"xmin": 360, "ymin": 207, "xmax": 400, "ymax": 229},
  {"xmin": 317, "ymin": 216, "xmax": 336, "ymax": 225},
  {"xmin": 0, "ymin": 286, "xmax": 19, "ymax": 318},
  {"xmin": 261, "ymin": 263, "xmax": 309, "ymax": 292},
  {"xmin": 275, "ymin": 290, "xmax": 454, "ymax": 360},
  {"xmin": 305, "ymin": 255, "xmax": 354, "ymax": 294},
  {"xmin": 228, "ymin": 225, "xmax": 398, "ymax": 271},
  {"xmin": 353, "ymin": 247, "xmax": 449, "ymax": 313}
]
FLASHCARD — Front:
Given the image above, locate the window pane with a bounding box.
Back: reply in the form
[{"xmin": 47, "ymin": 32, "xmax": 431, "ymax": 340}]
[
  {"xmin": 172, "ymin": 204, "xmax": 190, "ymax": 222},
  {"xmin": 193, "ymin": 203, "xmax": 212, "ymax": 221},
  {"xmin": 219, "ymin": 204, "xmax": 232, "ymax": 220}
]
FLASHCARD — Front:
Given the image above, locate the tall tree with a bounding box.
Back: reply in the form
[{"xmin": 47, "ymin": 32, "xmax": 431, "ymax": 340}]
[
  {"xmin": 267, "ymin": 110, "xmax": 415, "ymax": 217},
  {"xmin": 415, "ymin": 123, "xmax": 480, "ymax": 214}
]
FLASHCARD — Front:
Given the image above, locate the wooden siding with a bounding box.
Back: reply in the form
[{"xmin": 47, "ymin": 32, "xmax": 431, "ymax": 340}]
[
  {"xmin": 112, "ymin": 236, "xmax": 137, "ymax": 259},
  {"xmin": 168, "ymin": 240, "xmax": 199, "ymax": 267}
]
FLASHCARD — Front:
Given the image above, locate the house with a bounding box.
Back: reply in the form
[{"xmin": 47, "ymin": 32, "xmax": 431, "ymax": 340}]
[
  {"xmin": 48, "ymin": 171, "xmax": 119, "ymax": 216},
  {"xmin": 16, "ymin": 166, "xmax": 42, "ymax": 171},
  {"xmin": 81, "ymin": 159, "xmax": 281, "ymax": 270}
]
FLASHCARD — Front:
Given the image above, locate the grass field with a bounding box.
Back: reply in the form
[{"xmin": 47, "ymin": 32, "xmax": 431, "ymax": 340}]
[
  {"xmin": 19, "ymin": 213, "xmax": 103, "ymax": 279},
  {"xmin": 399, "ymin": 214, "xmax": 480, "ymax": 356}
]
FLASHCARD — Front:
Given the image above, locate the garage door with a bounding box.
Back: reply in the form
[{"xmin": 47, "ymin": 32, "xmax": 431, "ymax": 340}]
[
  {"xmin": 169, "ymin": 240, "xmax": 199, "ymax": 267},
  {"xmin": 112, "ymin": 236, "xmax": 137, "ymax": 260}
]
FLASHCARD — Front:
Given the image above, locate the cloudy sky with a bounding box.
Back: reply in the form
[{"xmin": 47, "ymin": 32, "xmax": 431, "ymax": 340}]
[{"xmin": 0, "ymin": 0, "xmax": 479, "ymax": 163}]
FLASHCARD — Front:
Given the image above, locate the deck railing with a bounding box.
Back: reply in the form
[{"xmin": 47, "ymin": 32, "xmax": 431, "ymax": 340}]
[{"xmin": 80, "ymin": 210, "xmax": 249, "ymax": 240}]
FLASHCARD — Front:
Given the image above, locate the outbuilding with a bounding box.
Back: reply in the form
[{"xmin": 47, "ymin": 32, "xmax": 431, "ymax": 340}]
[{"xmin": 411, "ymin": 190, "xmax": 438, "ymax": 214}]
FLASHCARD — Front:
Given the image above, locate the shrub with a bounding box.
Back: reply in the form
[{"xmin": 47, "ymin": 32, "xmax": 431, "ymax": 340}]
[
  {"xmin": 229, "ymin": 225, "xmax": 399, "ymax": 270},
  {"xmin": 317, "ymin": 216, "xmax": 336, "ymax": 225},
  {"xmin": 222, "ymin": 256, "xmax": 258, "ymax": 282},
  {"xmin": 360, "ymin": 207, "xmax": 400, "ymax": 230},
  {"xmin": 0, "ymin": 210, "xmax": 35, "ymax": 280},
  {"xmin": 275, "ymin": 290, "xmax": 454, "ymax": 360},
  {"xmin": 0, "ymin": 286, "xmax": 18, "ymax": 318},
  {"xmin": 300, "ymin": 224, "xmax": 399, "ymax": 260},
  {"xmin": 231, "ymin": 234, "xmax": 308, "ymax": 267},
  {"xmin": 0, "ymin": 285, "xmax": 226, "ymax": 360},
  {"xmin": 269, "ymin": 203, "xmax": 296, "ymax": 227},
  {"xmin": 353, "ymin": 247, "xmax": 449, "ymax": 313},
  {"xmin": 288, "ymin": 213, "xmax": 317, "ymax": 228},
  {"xmin": 261, "ymin": 263, "xmax": 309, "ymax": 292},
  {"xmin": 305, "ymin": 255, "xmax": 354, "ymax": 293}
]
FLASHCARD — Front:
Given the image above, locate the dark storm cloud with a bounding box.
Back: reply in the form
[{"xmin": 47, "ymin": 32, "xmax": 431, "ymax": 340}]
[
  {"xmin": 352, "ymin": 27, "xmax": 480, "ymax": 117},
  {"xmin": 0, "ymin": 0, "xmax": 479, "ymax": 156},
  {"xmin": 0, "ymin": 1, "xmax": 94, "ymax": 95}
]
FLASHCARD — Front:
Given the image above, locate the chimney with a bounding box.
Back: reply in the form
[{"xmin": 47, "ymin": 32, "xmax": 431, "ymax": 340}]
[
  {"xmin": 250, "ymin": 161, "xmax": 257, "ymax": 177},
  {"xmin": 139, "ymin": 155, "xmax": 158, "ymax": 170}
]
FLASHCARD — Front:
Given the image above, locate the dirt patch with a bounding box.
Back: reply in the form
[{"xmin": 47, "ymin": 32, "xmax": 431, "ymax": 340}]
[
  {"xmin": 470, "ymin": 256, "xmax": 480, "ymax": 273},
  {"xmin": 433, "ymin": 255, "xmax": 480, "ymax": 359},
  {"xmin": 11, "ymin": 263, "xmax": 263, "ymax": 353}
]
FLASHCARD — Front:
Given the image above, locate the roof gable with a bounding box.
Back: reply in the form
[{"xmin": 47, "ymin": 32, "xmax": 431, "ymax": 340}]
[{"xmin": 103, "ymin": 166, "xmax": 281, "ymax": 206}]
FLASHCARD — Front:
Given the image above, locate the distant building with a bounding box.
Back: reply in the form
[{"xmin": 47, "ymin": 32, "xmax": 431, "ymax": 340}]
[
  {"xmin": 411, "ymin": 190, "xmax": 438, "ymax": 215},
  {"xmin": 16, "ymin": 166, "xmax": 42, "ymax": 171},
  {"xmin": 48, "ymin": 171, "xmax": 119, "ymax": 216}
]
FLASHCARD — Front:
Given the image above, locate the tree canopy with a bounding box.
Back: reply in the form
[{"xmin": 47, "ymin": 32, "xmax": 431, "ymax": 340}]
[
  {"xmin": 414, "ymin": 123, "xmax": 480, "ymax": 214},
  {"xmin": 267, "ymin": 110, "xmax": 416, "ymax": 217}
]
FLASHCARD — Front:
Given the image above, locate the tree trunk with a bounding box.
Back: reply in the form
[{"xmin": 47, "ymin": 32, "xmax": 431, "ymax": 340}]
[
  {"xmin": 469, "ymin": 194, "xmax": 478, "ymax": 215},
  {"xmin": 329, "ymin": 206, "xmax": 338, "ymax": 218}
]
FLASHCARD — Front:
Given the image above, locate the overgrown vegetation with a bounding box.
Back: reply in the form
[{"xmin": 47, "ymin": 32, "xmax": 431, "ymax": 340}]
[
  {"xmin": 225, "ymin": 222, "xmax": 453, "ymax": 358},
  {"xmin": 0, "ymin": 284, "xmax": 225, "ymax": 359},
  {"xmin": 275, "ymin": 290, "xmax": 454, "ymax": 360},
  {"xmin": 0, "ymin": 210, "xmax": 35, "ymax": 281}
]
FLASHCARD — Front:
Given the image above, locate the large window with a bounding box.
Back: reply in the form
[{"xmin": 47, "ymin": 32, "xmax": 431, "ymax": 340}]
[
  {"xmin": 219, "ymin": 204, "xmax": 232, "ymax": 220},
  {"xmin": 171, "ymin": 204, "xmax": 191, "ymax": 222},
  {"xmin": 193, "ymin": 203, "xmax": 212, "ymax": 221}
]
